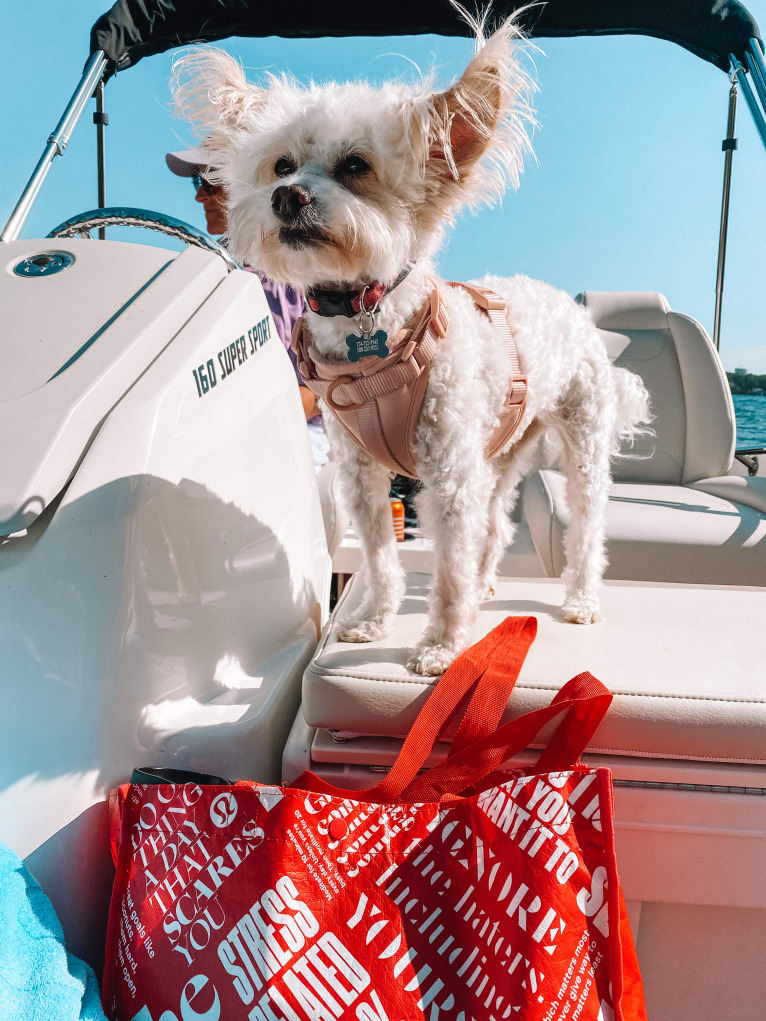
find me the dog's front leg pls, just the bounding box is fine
[333,435,404,643]
[407,460,493,676]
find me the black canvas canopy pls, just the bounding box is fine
[91,0,762,76]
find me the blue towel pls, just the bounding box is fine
[0,842,108,1021]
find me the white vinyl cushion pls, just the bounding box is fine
[690,475,766,516]
[577,292,736,484]
[668,312,736,483]
[607,325,688,483]
[302,571,766,764]
[523,470,766,585]
[577,291,671,330]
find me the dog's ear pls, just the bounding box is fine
[172,47,263,135]
[433,46,504,176]
[417,17,534,210]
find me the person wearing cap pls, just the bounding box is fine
[166,147,329,466]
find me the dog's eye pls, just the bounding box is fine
[336,155,370,179]
[274,156,296,178]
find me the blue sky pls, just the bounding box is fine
[2,1,765,371]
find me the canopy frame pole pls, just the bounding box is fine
[729,51,766,150]
[1,50,108,243]
[94,80,108,240]
[713,79,738,352]
[744,37,766,112]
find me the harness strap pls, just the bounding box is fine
[330,357,419,408]
[356,400,396,470]
[327,330,440,409]
[292,279,527,476]
[450,281,528,454]
[451,281,521,370]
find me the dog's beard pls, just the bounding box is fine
[274,203,332,251]
[227,190,417,289]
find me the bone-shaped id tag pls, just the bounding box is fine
[346,298,389,362]
[345,330,389,361]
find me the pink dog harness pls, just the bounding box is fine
[292,280,527,478]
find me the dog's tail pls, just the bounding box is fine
[611,366,654,456]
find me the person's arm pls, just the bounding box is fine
[248,270,319,420]
[299,385,319,420]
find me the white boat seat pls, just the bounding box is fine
[524,474,766,585]
[523,291,766,585]
[302,571,766,765]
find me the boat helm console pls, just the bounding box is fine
[0,236,331,964]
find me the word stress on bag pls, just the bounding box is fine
[102,616,646,1021]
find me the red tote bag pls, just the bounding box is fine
[102,616,646,1021]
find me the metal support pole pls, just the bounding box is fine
[1,50,108,243]
[730,52,766,149]
[713,79,738,352]
[744,38,766,112]
[94,81,108,240]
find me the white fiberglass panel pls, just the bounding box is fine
[0,239,227,533]
[1,239,175,399]
[0,261,329,965]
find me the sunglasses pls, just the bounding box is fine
[191,174,216,195]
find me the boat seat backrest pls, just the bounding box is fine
[576,291,736,484]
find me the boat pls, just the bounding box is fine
[1,3,765,1019]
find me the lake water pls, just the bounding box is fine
[733,394,766,449]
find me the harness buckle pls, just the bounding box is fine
[449,281,506,312]
[401,339,418,362]
[480,293,506,312]
[506,376,528,406]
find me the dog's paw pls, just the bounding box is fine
[406,642,458,676]
[337,617,392,643]
[562,598,601,625]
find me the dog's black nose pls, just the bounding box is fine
[271,184,313,223]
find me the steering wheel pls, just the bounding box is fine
[47,206,239,271]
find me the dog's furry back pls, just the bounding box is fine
[460,274,651,455]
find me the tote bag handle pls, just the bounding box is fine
[297,616,611,803]
[367,612,535,796]
[368,615,538,800]
[296,615,537,802]
[400,670,612,801]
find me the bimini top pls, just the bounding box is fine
[91,0,761,75]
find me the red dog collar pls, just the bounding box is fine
[305,264,413,318]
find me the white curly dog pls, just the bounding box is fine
[173,13,651,676]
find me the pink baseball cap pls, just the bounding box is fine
[165,147,209,177]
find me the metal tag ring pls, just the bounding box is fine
[358,285,381,339]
